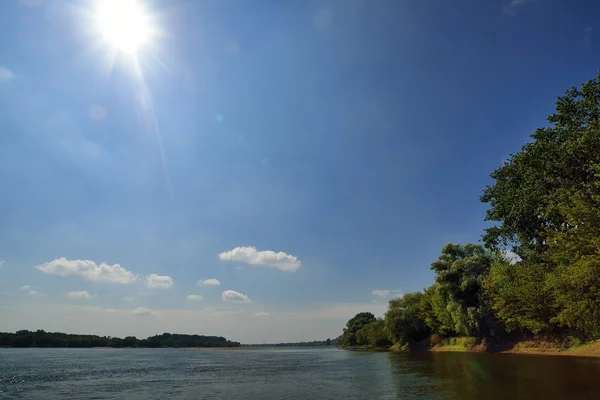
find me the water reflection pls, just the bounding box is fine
[387,351,600,399]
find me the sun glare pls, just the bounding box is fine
[94,0,154,54]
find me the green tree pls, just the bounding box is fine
[428,243,497,337]
[340,312,376,346]
[419,284,455,335]
[481,72,600,258]
[384,292,429,345]
[481,72,600,339]
[483,259,555,334]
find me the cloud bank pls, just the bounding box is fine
[222,290,251,304]
[35,258,138,284]
[219,246,301,272]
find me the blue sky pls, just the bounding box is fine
[0,0,599,343]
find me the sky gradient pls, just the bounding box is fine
[1,0,599,343]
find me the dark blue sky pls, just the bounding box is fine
[0,0,598,342]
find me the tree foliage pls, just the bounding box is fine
[481,72,600,258]
[339,72,600,346]
[339,312,377,346]
[384,292,430,345]
[0,330,240,348]
[428,243,497,337]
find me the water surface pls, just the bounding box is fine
[1,348,599,399]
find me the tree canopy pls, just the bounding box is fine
[339,72,600,347]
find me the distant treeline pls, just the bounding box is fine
[242,339,338,347]
[0,330,241,348]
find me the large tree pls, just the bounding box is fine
[340,312,377,346]
[384,292,430,345]
[481,72,600,339]
[481,72,600,259]
[426,243,498,337]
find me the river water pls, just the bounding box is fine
[1,348,599,399]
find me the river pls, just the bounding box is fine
[1,348,599,399]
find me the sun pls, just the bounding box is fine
[94,0,154,54]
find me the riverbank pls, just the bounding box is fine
[344,337,600,358]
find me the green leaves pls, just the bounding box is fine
[384,292,430,345]
[481,72,600,257]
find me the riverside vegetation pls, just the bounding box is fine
[0,331,240,348]
[339,72,600,355]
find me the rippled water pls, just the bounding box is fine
[1,348,600,399]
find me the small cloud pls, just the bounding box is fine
[222,290,251,304]
[502,0,537,16]
[0,68,14,82]
[122,296,135,302]
[504,250,522,265]
[197,279,221,286]
[235,266,244,271]
[145,274,174,289]
[187,294,204,301]
[261,158,271,167]
[89,106,107,121]
[35,258,138,284]
[0,260,4,268]
[253,311,270,317]
[132,307,153,316]
[28,290,40,296]
[372,289,390,297]
[68,290,93,299]
[219,246,301,272]
[19,285,31,290]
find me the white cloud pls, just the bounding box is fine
[372,289,390,297]
[35,258,138,284]
[503,0,537,15]
[0,68,14,82]
[68,291,93,300]
[197,279,221,286]
[19,285,31,290]
[0,260,4,268]
[219,246,301,272]
[132,307,153,316]
[222,290,251,304]
[187,294,204,301]
[145,274,174,289]
[253,311,270,317]
[504,250,522,265]
[122,296,135,302]
[28,290,40,296]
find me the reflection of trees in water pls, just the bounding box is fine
[387,351,600,400]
